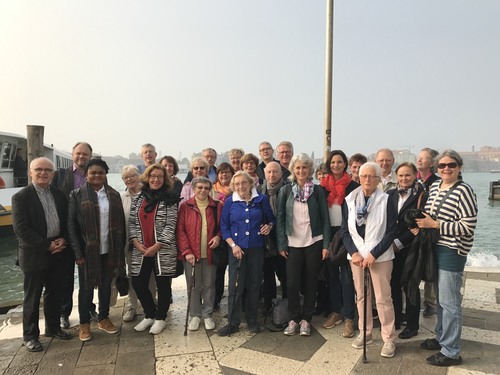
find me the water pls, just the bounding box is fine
[1,172,499,305]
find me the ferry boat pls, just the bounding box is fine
[0,131,72,228]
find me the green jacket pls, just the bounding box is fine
[276,183,331,251]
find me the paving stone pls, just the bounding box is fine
[117,331,155,354]
[73,364,115,375]
[463,307,500,331]
[4,364,37,375]
[76,341,117,367]
[116,350,155,375]
[0,356,15,373]
[157,351,221,374]
[36,349,80,374]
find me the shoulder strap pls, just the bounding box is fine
[433,180,462,216]
[212,203,219,236]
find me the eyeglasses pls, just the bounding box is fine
[32,168,53,174]
[278,150,291,155]
[195,186,211,191]
[437,162,458,169]
[359,175,379,180]
[122,174,138,180]
[193,166,206,170]
[259,147,272,152]
[149,174,164,180]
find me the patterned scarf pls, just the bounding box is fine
[213,181,232,203]
[320,172,352,207]
[354,188,381,226]
[80,182,125,289]
[292,181,315,203]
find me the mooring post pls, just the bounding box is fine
[26,125,45,184]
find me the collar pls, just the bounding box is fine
[33,183,51,193]
[232,187,259,202]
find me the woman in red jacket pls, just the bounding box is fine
[176,177,223,331]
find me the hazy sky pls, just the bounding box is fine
[1,1,499,160]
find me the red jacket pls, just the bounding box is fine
[176,196,222,265]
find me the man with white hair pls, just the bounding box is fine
[12,157,72,352]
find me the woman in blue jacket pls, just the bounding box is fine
[218,171,275,336]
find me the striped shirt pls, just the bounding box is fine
[424,180,478,256]
[33,183,60,238]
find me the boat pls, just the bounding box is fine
[491,170,500,173]
[0,131,72,229]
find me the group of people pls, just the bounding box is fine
[12,140,478,368]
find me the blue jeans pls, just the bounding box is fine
[78,254,112,324]
[327,260,355,320]
[227,247,264,326]
[435,268,464,359]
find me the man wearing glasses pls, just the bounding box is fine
[256,141,278,182]
[12,157,72,352]
[276,141,294,180]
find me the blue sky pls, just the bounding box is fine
[1,1,499,160]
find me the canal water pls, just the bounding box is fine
[1,172,499,305]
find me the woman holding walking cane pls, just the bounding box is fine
[217,171,275,336]
[177,177,222,331]
[341,162,398,358]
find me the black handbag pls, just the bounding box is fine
[173,259,184,278]
[115,276,129,296]
[328,230,348,265]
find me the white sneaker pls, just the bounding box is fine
[380,342,396,358]
[134,318,154,332]
[123,308,136,322]
[188,316,201,331]
[204,317,215,330]
[149,320,167,335]
[352,333,373,349]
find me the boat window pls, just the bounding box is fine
[1,142,16,169]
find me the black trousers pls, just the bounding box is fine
[132,257,171,320]
[262,254,287,302]
[23,256,63,341]
[391,248,420,330]
[287,240,323,323]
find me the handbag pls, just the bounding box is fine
[328,230,348,265]
[115,275,129,296]
[173,259,184,278]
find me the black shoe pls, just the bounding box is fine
[420,338,441,350]
[60,316,70,329]
[426,352,462,366]
[423,305,436,317]
[398,327,418,339]
[89,310,98,322]
[23,339,43,352]
[217,324,239,337]
[46,329,72,340]
[248,323,261,334]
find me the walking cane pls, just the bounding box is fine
[228,258,242,337]
[362,266,369,363]
[184,261,196,336]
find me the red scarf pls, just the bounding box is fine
[320,172,352,207]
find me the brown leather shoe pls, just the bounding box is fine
[98,318,119,334]
[79,323,91,342]
[323,312,342,329]
[342,319,355,338]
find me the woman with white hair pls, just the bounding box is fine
[341,161,398,358]
[276,153,331,337]
[180,157,209,203]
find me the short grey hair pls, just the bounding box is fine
[288,153,315,182]
[190,157,209,171]
[192,176,212,189]
[30,157,54,170]
[359,162,382,178]
[121,164,140,178]
[436,149,463,168]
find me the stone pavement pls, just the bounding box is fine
[0,267,499,375]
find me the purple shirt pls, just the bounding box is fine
[73,164,86,188]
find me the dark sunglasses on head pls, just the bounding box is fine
[437,162,458,169]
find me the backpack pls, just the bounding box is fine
[264,298,291,332]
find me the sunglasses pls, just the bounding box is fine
[193,166,206,170]
[437,162,458,169]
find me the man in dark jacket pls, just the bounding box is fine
[52,141,95,329]
[12,157,72,352]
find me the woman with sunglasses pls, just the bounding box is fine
[414,150,478,367]
[180,157,209,203]
[177,177,222,331]
[129,163,180,335]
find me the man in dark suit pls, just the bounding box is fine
[12,157,72,352]
[52,141,95,329]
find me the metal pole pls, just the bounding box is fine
[323,0,334,162]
